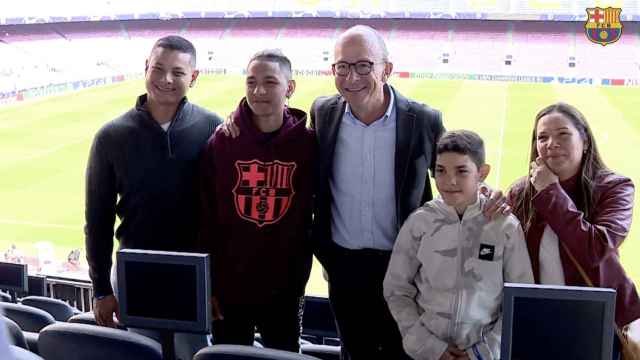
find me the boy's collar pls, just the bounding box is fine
[437,193,484,219]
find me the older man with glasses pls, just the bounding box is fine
[309,25,444,359]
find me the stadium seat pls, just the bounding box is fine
[2,316,28,350]
[301,297,339,345]
[0,291,12,303]
[37,322,162,360]
[300,344,341,360]
[193,344,322,360]
[21,296,78,322]
[67,311,127,330]
[0,303,55,354]
[11,345,44,360]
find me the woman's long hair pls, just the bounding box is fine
[512,102,609,233]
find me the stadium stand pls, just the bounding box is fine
[185,18,228,39]
[0,24,62,42]
[2,17,639,96]
[280,18,338,38]
[126,19,186,39]
[50,20,124,39]
[227,18,285,38]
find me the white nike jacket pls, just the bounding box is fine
[384,196,534,360]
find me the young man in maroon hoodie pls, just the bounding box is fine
[199,49,316,352]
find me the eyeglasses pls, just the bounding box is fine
[331,61,375,76]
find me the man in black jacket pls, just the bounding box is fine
[309,25,445,360]
[85,35,222,360]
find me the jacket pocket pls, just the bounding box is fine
[418,234,458,290]
[470,257,503,290]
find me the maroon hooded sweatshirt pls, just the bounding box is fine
[199,98,316,306]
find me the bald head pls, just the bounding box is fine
[331,25,394,124]
[335,25,389,62]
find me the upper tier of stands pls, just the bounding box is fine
[1,17,638,92]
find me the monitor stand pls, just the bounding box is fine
[160,330,175,360]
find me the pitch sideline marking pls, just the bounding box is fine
[0,219,80,230]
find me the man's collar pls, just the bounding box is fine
[135,94,188,113]
[344,84,395,123]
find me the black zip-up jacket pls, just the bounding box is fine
[85,94,222,297]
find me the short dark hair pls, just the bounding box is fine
[248,49,292,80]
[151,35,197,67]
[437,130,485,168]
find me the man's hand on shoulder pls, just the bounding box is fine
[216,111,240,138]
[93,294,120,328]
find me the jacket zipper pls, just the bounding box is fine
[165,110,180,159]
[448,219,463,342]
[166,130,174,158]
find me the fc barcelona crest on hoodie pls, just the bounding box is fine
[233,160,297,227]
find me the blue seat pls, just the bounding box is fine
[37,322,162,360]
[2,316,28,350]
[0,303,56,354]
[0,291,12,303]
[11,345,44,360]
[194,344,322,360]
[20,296,78,322]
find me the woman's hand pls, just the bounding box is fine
[530,157,559,191]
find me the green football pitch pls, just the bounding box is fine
[0,74,638,296]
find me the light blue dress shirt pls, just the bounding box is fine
[330,89,397,250]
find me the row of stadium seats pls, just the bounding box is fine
[0,293,341,359]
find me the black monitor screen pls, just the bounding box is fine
[501,284,615,360]
[0,262,28,292]
[303,296,338,339]
[124,261,198,322]
[116,249,211,334]
[511,297,604,360]
[27,275,47,297]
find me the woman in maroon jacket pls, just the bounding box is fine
[507,102,640,350]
